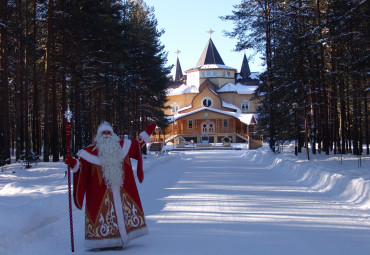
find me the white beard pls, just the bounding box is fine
[95,133,124,189]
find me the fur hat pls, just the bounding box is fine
[96,121,114,135]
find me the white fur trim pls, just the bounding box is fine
[84,237,122,249]
[139,131,151,143]
[71,159,80,173]
[97,122,114,135]
[77,149,101,166]
[126,225,148,242]
[112,185,129,245]
[121,139,131,159]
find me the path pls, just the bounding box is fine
[126,150,370,255]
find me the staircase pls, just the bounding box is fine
[236,133,248,142]
[248,137,263,150]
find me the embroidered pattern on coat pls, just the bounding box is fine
[122,193,146,232]
[86,195,119,239]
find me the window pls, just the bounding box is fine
[202,97,213,107]
[188,120,193,129]
[201,120,216,133]
[200,71,218,78]
[202,124,207,132]
[241,101,249,113]
[171,103,179,114]
[209,123,214,132]
[222,71,231,78]
[223,119,229,128]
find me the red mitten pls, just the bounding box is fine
[65,156,77,168]
[145,122,156,136]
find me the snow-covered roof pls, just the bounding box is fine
[167,107,257,125]
[217,83,258,95]
[186,64,236,72]
[221,100,240,112]
[199,64,236,70]
[250,72,259,80]
[166,84,198,96]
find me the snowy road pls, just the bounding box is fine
[1,148,369,255]
[134,150,370,255]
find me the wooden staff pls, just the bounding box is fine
[64,105,75,252]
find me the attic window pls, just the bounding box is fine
[202,97,213,107]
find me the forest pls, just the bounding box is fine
[224,0,369,159]
[0,0,171,163]
[0,0,369,165]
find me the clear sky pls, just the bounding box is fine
[143,0,265,77]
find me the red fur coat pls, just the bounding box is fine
[72,137,148,249]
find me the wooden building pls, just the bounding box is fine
[158,35,262,148]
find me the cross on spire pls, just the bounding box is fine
[207,28,214,38]
[175,49,181,56]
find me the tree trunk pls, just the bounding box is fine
[44,0,54,162]
[0,0,11,163]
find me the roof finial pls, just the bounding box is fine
[175,49,181,56]
[207,28,214,38]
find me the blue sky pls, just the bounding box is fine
[144,0,265,77]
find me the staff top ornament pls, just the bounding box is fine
[64,105,73,122]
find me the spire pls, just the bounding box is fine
[174,49,183,82]
[240,53,251,79]
[196,30,225,67]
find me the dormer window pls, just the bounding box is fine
[202,97,213,107]
[241,100,249,113]
[171,103,179,114]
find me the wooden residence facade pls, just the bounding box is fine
[155,35,262,148]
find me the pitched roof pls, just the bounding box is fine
[196,38,225,67]
[174,56,183,82]
[168,107,258,125]
[217,83,257,94]
[240,53,251,78]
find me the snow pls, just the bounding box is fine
[170,106,257,125]
[250,72,259,80]
[198,64,236,70]
[221,99,240,111]
[218,83,258,94]
[166,84,198,96]
[186,64,236,72]
[1,144,369,255]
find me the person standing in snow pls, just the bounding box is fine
[65,121,156,250]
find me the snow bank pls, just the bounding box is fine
[244,145,370,210]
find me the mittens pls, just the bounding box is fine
[65,156,77,168]
[145,122,156,136]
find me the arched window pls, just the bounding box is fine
[202,123,207,132]
[209,123,214,132]
[201,120,215,133]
